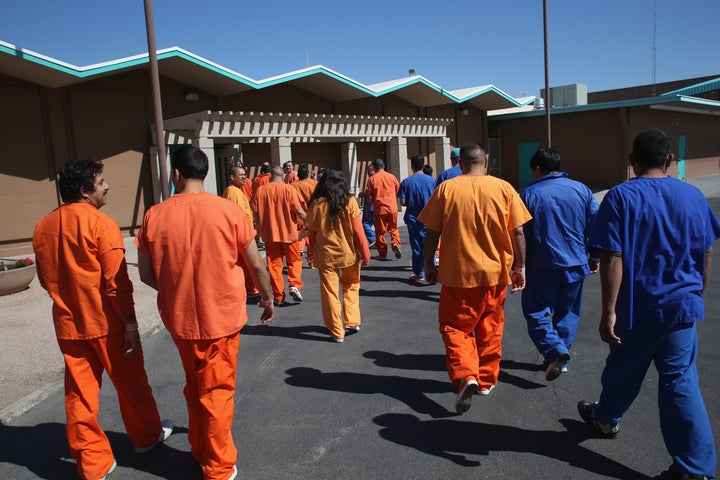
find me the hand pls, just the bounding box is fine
[424,263,438,284]
[361,257,370,267]
[510,271,525,293]
[589,259,600,274]
[258,299,275,324]
[124,329,140,358]
[598,312,621,345]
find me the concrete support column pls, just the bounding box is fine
[341,142,359,195]
[389,137,408,182]
[194,137,218,194]
[434,137,452,174]
[270,137,292,168]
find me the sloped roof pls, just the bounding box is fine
[0,40,522,110]
[662,76,720,97]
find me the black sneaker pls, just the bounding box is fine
[545,353,570,381]
[659,463,709,480]
[577,401,619,438]
[392,244,402,259]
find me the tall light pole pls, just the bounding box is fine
[143,0,170,200]
[543,0,552,148]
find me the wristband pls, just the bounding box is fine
[125,323,139,332]
[513,268,525,274]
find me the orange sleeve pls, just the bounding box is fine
[100,248,136,320]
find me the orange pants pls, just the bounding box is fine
[265,240,303,302]
[374,212,401,258]
[317,262,361,340]
[58,329,163,480]
[175,333,240,480]
[438,284,507,390]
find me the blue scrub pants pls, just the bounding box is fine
[521,277,583,363]
[362,203,375,244]
[595,322,716,478]
[406,218,427,277]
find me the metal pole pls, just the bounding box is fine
[543,0,552,148]
[143,0,170,200]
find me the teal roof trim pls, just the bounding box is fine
[157,49,260,88]
[663,77,720,96]
[256,67,377,95]
[489,95,720,120]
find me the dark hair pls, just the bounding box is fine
[529,148,561,174]
[172,145,208,180]
[298,164,310,180]
[423,164,433,176]
[632,129,671,170]
[260,164,272,174]
[372,158,385,170]
[308,168,349,226]
[58,159,104,202]
[459,142,486,164]
[410,155,425,172]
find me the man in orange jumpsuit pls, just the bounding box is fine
[283,160,298,184]
[364,158,401,260]
[418,142,531,414]
[251,163,271,199]
[136,146,274,480]
[251,166,306,306]
[291,164,318,267]
[222,165,259,296]
[33,159,172,480]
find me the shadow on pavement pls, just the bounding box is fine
[373,413,653,479]
[0,422,199,479]
[241,324,332,342]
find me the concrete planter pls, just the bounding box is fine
[0,263,36,296]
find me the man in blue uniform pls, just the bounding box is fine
[520,148,599,381]
[578,129,719,480]
[435,147,462,187]
[398,154,436,281]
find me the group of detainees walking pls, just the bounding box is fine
[30,128,717,479]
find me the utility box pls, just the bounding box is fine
[539,83,588,107]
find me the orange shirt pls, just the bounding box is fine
[291,178,317,210]
[306,196,361,269]
[250,181,303,243]
[222,184,253,224]
[240,180,253,201]
[135,192,255,340]
[365,169,400,214]
[418,175,532,288]
[284,170,299,184]
[32,202,134,340]
[251,173,270,201]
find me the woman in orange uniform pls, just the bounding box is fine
[306,169,370,342]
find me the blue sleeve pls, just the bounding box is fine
[706,203,720,250]
[398,180,407,201]
[589,189,623,253]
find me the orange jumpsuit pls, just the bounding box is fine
[222,185,258,294]
[33,202,163,480]
[292,178,318,265]
[251,182,304,303]
[135,191,256,480]
[418,175,531,391]
[251,172,270,200]
[284,170,299,184]
[306,197,369,340]
[364,169,401,258]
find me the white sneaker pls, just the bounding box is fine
[333,337,344,343]
[228,465,238,480]
[479,385,496,396]
[455,379,478,413]
[135,419,174,454]
[346,325,360,332]
[99,459,117,480]
[289,286,303,302]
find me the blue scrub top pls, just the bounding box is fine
[398,173,436,223]
[590,176,720,328]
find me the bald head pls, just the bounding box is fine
[271,166,284,181]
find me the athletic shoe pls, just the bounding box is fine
[454,379,478,413]
[479,385,496,396]
[135,419,174,454]
[392,244,402,259]
[368,240,376,249]
[346,325,360,332]
[333,337,344,343]
[545,353,570,381]
[273,300,290,307]
[409,274,425,281]
[561,365,568,373]
[228,465,238,480]
[99,459,117,480]
[577,401,619,438]
[659,463,709,480]
[289,286,303,302]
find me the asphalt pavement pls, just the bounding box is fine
[1,175,718,479]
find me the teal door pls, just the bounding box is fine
[678,135,686,180]
[518,141,539,189]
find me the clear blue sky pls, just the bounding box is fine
[2,0,718,98]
